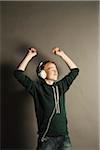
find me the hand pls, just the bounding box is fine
[52,47,64,57]
[27,47,38,58]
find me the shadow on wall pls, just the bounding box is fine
[1,40,51,149]
[1,63,37,149]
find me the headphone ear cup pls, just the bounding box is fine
[39,70,47,79]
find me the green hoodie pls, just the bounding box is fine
[14,68,79,142]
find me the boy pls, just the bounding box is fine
[14,47,79,150]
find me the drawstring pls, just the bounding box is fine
[52,86,60,114]
[41,85,60,142]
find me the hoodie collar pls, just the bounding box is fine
[40,78,57,87]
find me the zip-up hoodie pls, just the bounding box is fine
[14,68,79,141]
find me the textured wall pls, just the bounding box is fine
[1,1,99,150]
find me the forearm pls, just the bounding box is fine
[17,54,33,71]
[52,47,78,69]
[60,52,78,69]
[17,48,37,71]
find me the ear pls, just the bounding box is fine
[39,70,47,79]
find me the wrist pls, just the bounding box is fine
[25,54,33,62]
[60,51,66,58]
[26,53,34,59]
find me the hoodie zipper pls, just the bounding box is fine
[41,85,60,142]
[41,107,56,142]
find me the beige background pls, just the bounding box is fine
[1,1,99,150]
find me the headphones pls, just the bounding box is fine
[36,60,50,79]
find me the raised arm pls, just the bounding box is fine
[14,48,38,95]
[52,47,78,69]
[17,47,38,71]
[52,47,79,92]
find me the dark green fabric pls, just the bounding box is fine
[14,68,79,137]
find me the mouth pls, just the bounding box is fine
[54,74,58,76]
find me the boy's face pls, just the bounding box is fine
[44,62,58,81]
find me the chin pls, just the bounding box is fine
[53,77,58,81]
[48,76,58,81]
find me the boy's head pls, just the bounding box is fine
[36,60,59,81]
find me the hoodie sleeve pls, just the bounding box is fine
[57,68,79,93]
[13,70,35,96]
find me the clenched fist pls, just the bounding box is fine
[52,47,64,57]
[27,47,38,58]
